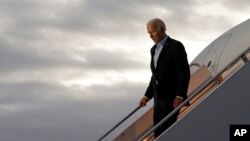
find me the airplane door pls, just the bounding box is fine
[203,34,232,76]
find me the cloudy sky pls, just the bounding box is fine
[0,0,249,141]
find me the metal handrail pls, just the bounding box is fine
[137,47,250,141]
[97,106,141,141]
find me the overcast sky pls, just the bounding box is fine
[0,0,249,141]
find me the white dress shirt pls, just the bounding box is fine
[154,36,168,68]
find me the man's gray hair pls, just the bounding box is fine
[147,18,166,31]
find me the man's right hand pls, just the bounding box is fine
[139,97,149,107]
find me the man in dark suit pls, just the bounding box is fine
[139,18,190,138]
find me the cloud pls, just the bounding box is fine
[221,0,250,10]
[0,79,146,141]
[0,40,72,73]
[0,40,145,72]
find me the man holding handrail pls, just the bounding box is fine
[139,18,190,138]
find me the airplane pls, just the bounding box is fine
[98,18,250,141]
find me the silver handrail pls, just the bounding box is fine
[137,47,250,141]
[97,106,140,141]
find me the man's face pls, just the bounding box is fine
[147,24,164,43]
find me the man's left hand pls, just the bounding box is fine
[173,97,183,108]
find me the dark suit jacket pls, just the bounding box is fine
[145,37,190,104]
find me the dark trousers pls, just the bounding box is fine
[153,101,179,138]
